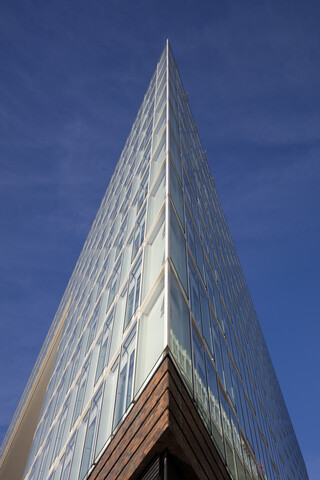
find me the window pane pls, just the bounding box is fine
[169,129,181,180]
[135,276,165,395]
[199,282,212,353]
[154,86,166,125]
[78,387,103,480]
[52,396,70,462]
[211,317,226,389]
[107,256,122,310]
[109,284,127,361]
[83,343,101,409]
[192,327,209,427]
[37,433,52,480]
[86,315,98,354]
[230,410,247,480]
[127,194,138,235]
[169,104,179,150]
[95,357,119,457]
[205,353,224,456]
[169,270,192,388]
[152,102,166,148]
[95,309,114,383]
[68,415,88,480]
[124,254,142,330]
[169,161,184,227]
[72,357,90,426]
[60,433,76,480]
[147,164,165,233]
[68,340,82,390]
[195,230,205,282]
[132,205,146,261]
[220,336,234,405]
[188,256,201,332]
[150,131,166,185]
[113,324,137,429]
[95,294,105,333]
[141,209,165,303]
[170,205,187,294]
[185,205,196,263]
[120,233,133,286]
[220,389,238,480]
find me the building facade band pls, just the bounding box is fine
[0,42,308,480]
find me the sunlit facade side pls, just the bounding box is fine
[20,44,168,480]
[1,42,308,480]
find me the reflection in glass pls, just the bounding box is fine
[120,233,133,286]
[113,324,137,429]
[68,415,88,480]
[192,327,209,427]
[132,205,146,261]
[147,164,165,233]
[188,256,202,332]
[78,387,103,480]
[142,209,165,303]
[135,277,165,395]
[124,254,142,330]
[51,395,70,463]
[109,284,127,361]
[37,432,52,480]
[170,205,187,294]
[199,281,212,353]
[169,129,181,179]
[72,357,90,426]
[220,388,238,480]
[169,270,192,388]
[169,161,184,227]
[150,131,166,185]
[205,353,224,456]
[211,317,226,390]
[95,358,119,457]
[60,433,76,480]
[95,309,114,384]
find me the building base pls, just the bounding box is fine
[88,354,231,480]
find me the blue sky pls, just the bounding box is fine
[0,1,319,478]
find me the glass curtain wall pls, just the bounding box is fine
[21,42,308,480]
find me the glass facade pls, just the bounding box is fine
[4,42,307,480]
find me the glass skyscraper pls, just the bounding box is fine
[0,41,308,480]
